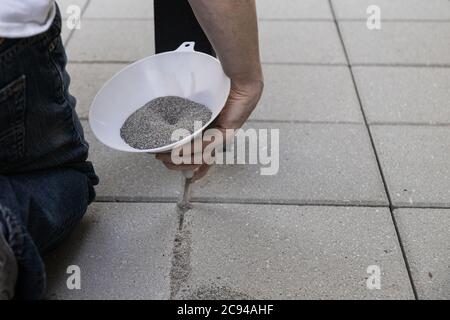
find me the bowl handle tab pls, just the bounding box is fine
[175,42,196,52]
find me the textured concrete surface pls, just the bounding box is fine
[82,121,184,201]
[58,0,87,44]
[61,19,72,44]
[257,0,332,20]
[251,65,363,122]
[68,63,127,119]
[174,204,414,300]
[332,0,450,20]
[56,0,88,19]
[191,122,387,206]
[66,20,154,62]
[372,125,450,207]
[340,21,450,65]
[45,203,178,300]
[71,63,364,123]
[84,0,154,19]
[259,21,346,64]
[43,0,450,300]
[354,66,450,124]
[395,209,450,300]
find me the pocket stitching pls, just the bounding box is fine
[47,38,66,104]
[0,76,26,163]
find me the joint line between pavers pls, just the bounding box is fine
[352,63,450,69]
[338,18,450,23]
[258,18,450,23]
[94,196,179,203]
[68,17,450,24]
[92,197,450,211]
[80,118,450,127]
[246,119,363,125]
[93,196,389,208]
[327,0,419,300]
[168,203,193,299]
[68,60,450,69]
[370,122,450,128]
[67,60,351,66]
[259,18,334,22]
[190,197,389,207]
[393,203,450,210]
[63,26,74,47]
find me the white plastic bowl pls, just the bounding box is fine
[89,42,231,153]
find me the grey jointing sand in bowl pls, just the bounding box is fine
[120,96,212,150]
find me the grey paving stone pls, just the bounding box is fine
[372,125,450,207]
[340,21,450,65]
[61,19,72,44]
[257,0,332,20]
[58,0,87,45]
[251,65,363,122]
[81,121,184,201]
[69,63,362,124]
[191,122,387,206]
[354,66,450,124]
[174,204,413,299]
[67,62,360,124]
[45,202,178,300]
[259,21,346,64]
[84,0,154,19]
[68,63,127,119]
[66,20,154,62]
[56,0,88,19]
[395,208,450,300]
[332,0,450,20]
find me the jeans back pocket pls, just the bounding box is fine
[0,75,26,164]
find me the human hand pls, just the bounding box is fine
[157,0,262,181]
[155,79,263,181]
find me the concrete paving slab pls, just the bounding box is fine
[45,202,178,299]
[56,0,88,19]
[340,21,450,65]
[191,122,387,206]
[66,20,154,62]
[58,0,85,45]
[257,0,332,20]
[259,21,346,64]
[81,121,184,201]
[173,204,413,299]
[395,208,450,300]
[69,63,363,123]
[61,19,72,44]
[251,65,363,122]
[354,66,450,124]
[372,125,450,207]
[67,63,127,119]
[84,0,154,19]
[332,0,450,20]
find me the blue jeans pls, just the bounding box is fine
[0,8,98,299]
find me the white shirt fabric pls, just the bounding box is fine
[0,0,56,38]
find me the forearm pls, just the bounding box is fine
[157,1,264,176]
[188,0,263,85]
